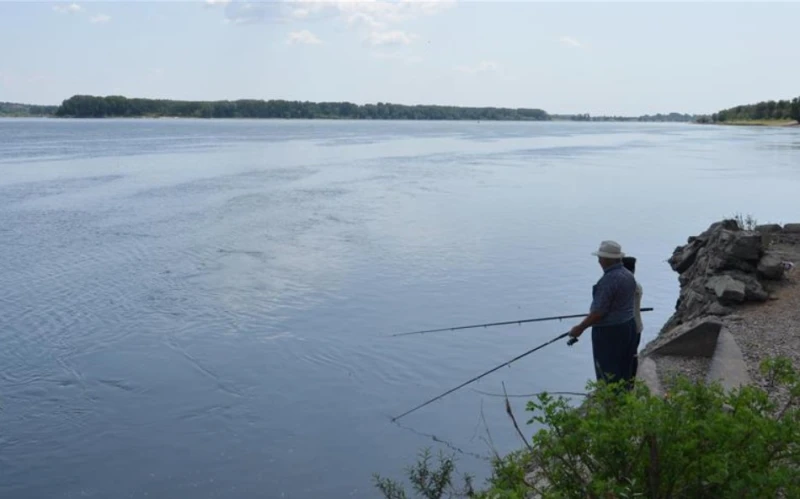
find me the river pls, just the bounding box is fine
[1,119,798,498]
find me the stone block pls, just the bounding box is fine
[755,224,783,233]
[726,271,769,301]
[647,317,723,358]
[706,275,746,303]
[757,253,785,280]
[669,242,701,273]
[729,233,763,261]
[707,303,733,316]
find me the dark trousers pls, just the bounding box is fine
[591,318,637,387]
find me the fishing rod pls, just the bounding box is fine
[391,331,573,422]
[390,307,654,338]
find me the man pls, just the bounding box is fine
[568,240,638,388]
[622,256,643,378]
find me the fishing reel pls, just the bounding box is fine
[566,336,579,346]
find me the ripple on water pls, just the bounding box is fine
[4,120,800,499]
[0,175,125,207]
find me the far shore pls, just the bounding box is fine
[4,115,797,127]
[1,115,696,124]
[715,119,799,128]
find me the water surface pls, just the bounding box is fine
[1,119,799,498]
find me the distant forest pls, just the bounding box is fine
[54,95,550,121]
[706,96,800,123]
[0,101,58,117]
[1,94,703,123]
[552,112,695,122]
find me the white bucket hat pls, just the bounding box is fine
[592,240,625,259]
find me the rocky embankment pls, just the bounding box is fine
[638,220,800,396]
[523,220,799,496]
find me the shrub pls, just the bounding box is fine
[526,357,800,498]
[377,357,800,499]
[373,447,532,499]
[373,448,475,499]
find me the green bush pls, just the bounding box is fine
[373,448,476,499]
[373,447,532,499]
[377,357,800,499]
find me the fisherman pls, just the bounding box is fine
[622,256,644,379]
[568,240,638,388]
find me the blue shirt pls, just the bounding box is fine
[590,263,636,327]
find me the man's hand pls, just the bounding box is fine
[569,312,604,340]
[566,325,583,346]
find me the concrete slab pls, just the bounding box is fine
[644,317,723,358]
[636,356,663,396]
[706,328,751,391]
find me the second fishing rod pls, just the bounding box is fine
[390,307,655,421]
[392,330,575,421]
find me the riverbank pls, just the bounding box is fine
[717,119,799,127]
[638,220,800,400]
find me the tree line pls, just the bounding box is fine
[54,95,550,121]
[552,112,696,122]
[707,96,800,123]
[0,102,58,117]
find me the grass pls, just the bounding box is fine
[718,119,798,127]
[731,212,758,231]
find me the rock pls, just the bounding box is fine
[645,317,723,358]
[697,219,740,241]
[728,233,763,261]
[669,223,763,277]
[783,223,800,233]
[706,275,746,303]
[664,287,711,331]
[697,230,762,272]
[706,251,757,274]
[748,284,769,302]
[755,224,783,233]
[669,240,703,273]
[650,219,777,342]
[707,302,733,316]
[726,271,769,301]
[757,253,785,280]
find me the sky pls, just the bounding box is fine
[1,0,799,115]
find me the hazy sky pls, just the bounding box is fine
[1,1,799,115]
